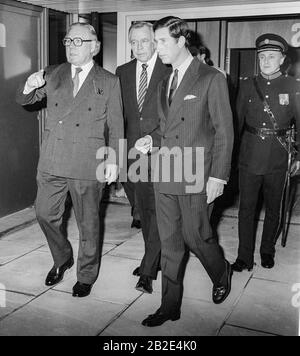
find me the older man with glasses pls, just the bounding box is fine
[16,22,124,297]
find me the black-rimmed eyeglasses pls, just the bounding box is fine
[62,37,94,47]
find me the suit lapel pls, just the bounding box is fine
[159,76,169,132]
[165,58,200,131]
[142,57,164,109]
[127,60,139,111]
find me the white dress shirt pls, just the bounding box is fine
[136,52,157,99]
[71,60,94,92]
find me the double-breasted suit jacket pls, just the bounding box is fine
[154,58,233,195]
[16,62,124,180]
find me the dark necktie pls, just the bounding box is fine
[73,67,83,97]
[137,63,148,112]
[168,69,178,106]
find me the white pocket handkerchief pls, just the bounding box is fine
[184,94,197,100]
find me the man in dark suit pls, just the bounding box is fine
[136,16,234,326]
[232,34,300,272]
[16,23,123,297]
[116,21,171,294]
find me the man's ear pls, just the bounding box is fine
[178,35,186,49]
[280,54,286,66]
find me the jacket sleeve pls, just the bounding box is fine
[208,72,234,182]
[106,76,124,165]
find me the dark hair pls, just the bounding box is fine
[153,16,191,47]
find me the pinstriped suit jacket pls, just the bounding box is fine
[153,58,233,195]
[16,62,124,181]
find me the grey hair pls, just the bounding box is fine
[67,22,101,56]
[128,21,154,43]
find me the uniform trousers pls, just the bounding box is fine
[35,171,104,285]
[238,169,286,266]
[155,191,227,314]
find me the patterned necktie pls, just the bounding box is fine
[137,63,148,112]
[168,69,178,106]
[73,67,83,97]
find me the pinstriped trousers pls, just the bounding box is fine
[155,191,227,314]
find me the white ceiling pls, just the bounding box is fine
[16,0,299,14]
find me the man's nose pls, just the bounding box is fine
[137,41,143,50]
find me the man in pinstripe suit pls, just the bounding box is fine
[136,16,234,327]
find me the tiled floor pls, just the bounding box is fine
[0,198,299,336]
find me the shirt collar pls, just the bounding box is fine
[71,60,94,76]
[137,52,157,70]
[173,53,193,74]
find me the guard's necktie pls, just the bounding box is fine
[168,69,178,106]
[137,63,148,112]
[72,67,83,97]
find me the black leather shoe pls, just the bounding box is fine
[212,261,232,304]
[45,256,74,286]
[132,266,141,276]
[135,275,153,294]
[131,219,141,229]
[72,282,92,297]
[232,259,253,272]
[261,254,274,269]
[142,309,180,327]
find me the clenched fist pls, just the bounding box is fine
[26,69,46,90]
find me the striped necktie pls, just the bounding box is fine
[168,69,178,106]
[137,63,148,112]
[73,67,83,97]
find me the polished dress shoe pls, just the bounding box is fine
[232,259,253,272]
[132,266,141,276]
[142,309,180,327]
[72,281,92,297]
[212,261,232,304]
[45,256,74,286]
[135,275,153,294]
[261,253,275,269]
[131,219,141,229]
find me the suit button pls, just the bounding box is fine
[181,117,184,121]
[76,124,80,127]
[140,117,143,121]
[88,108,92,111]
[176,135,179,139]
[58,120,62,124]
[55,103,58,106]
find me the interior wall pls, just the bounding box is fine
[0,1,42,217]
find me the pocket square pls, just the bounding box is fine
[184,94,197,100]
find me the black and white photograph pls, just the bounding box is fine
[0,0,300,340]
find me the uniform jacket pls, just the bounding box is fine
[116,56,171,151]
[153,58,233,195]
[16,62,124,180]
[237,73,300,174]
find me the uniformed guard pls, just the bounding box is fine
[232,33,300,272]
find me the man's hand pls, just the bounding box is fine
[135,135,152,154]
[206,179,224,204]
[26,70,46,91]
[105,164,118,185]
[290,160,300,176]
